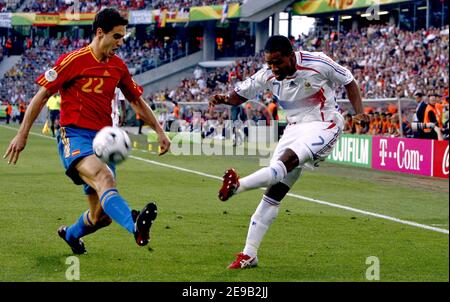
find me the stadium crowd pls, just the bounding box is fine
[0,0,24,12]
[147,24,449,102]
[0,35,189,104]
[1,23,448,140]
[21,0,243,13]
[308,25,450,101]
[145,24,448,139]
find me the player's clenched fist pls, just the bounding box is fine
[353,113,370,125]
[209,94,228,108]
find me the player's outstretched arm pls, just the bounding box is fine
[3,87,52,164]
[209,91,247,108]
[345,80,369,124]
[130,97,171,156]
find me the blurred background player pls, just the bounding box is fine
[210,35,369,269]
[5,102,12,124]
[112,87,127,127]
[3,8,171,254]
[46,92,61,137]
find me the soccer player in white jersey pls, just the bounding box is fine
[209,35,369,269]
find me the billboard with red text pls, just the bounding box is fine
[327,134,448,179]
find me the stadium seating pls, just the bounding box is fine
[20,0,243,13]
[147,24,448,103]
[0,0,24,12]
[1,22,448,139]
[0,36,188,103]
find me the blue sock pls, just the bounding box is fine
[66,210,97,241]
[100,189,135,234]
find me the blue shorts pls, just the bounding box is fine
[57,126,116,195]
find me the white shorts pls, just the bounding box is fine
[270,121,342,167]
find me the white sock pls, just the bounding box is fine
[236,160,287,194]
[243,195,280,258]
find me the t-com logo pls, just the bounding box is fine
[442,145,449,176]
[379,139,423,171]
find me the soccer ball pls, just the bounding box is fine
[93,126,131,164]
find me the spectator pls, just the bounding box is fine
[412,91,428,138]
[5,37,12,57]
[423,93,441,140]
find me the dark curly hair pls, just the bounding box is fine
[93,7,128,34]
[264,35,293,56]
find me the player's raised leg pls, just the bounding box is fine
[58,193,112,254]
[219,148,302,201]
[76,155,157,246]
[228,168,302,269]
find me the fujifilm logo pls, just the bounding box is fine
[330,136,369,164]
[443,145,449,176]
[379,139,423,171]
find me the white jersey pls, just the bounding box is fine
[112,88,125,127]
[235,51,354,126]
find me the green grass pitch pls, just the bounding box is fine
[0,124,448,282]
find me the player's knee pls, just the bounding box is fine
[281,168,302,188]
[269,160,288,183]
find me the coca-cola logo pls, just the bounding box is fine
[443,145,449,175]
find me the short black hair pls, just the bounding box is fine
[264,35,293,56]
[93,7,128,34]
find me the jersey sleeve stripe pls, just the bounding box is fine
[38,78,47,86]
[301,53,344,67]
[301,58,347,76]
[301,54,348,74]
[296,64,321,75]
[55,48,90,72]
[59,47,89,66]
[38,49,90,86]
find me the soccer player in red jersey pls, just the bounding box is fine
[3,8,171,254]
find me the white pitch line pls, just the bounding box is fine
[2,125,448,235]
[129,155,449,235]
[130,155,223,181]
[286,192,449,235]
[1,125,56,140]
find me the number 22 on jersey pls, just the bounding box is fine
[82,77,104,93]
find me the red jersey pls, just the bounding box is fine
[36,46,143,131]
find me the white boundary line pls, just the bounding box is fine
[2,125,448,235]
[129,155,449,235]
